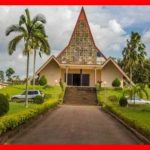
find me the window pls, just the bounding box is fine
[28,91,38,95]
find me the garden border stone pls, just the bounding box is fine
[101,106,150,144]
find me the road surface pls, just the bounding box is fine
[8,105,142,144]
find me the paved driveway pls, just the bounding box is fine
[9,105,142,144]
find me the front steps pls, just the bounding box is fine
[63,86,97,105]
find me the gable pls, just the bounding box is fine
[36,56,60,75]
[57,7,106,65]
[101,58,134,85]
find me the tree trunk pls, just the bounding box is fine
[25,52,30,108]
[130,67,132,81]
[33,49,36,89]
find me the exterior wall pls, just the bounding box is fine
[61,68,100,87]
[96,69,101,83]
[0,84,7,89]
[101,62,123,87]
[38,60,123,87]
[39,60,61,85]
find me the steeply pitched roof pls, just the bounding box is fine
[101,57,134,84]
[35,55,60,75]
[57,7,106,64]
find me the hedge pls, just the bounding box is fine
[0,99,58,135]
[97,91,150,140]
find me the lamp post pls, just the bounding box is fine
[103,81,107,106]
[55,79,58,85]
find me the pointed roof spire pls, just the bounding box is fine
[78,6,86,20]
[68,6,95,46]
[57,7,106,64]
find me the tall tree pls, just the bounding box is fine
[0,70,4,82]
[6,68,15,81]
[117,58,124,69]
[122,32,147,81]
[32,25,50,89]
[6,8,50,108]
[132,58,150,84]
[124,84,148,104]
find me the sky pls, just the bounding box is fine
[0,6,150,78]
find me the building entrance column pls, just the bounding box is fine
[65,67,69,85]
[80,69,82,86]
[95,68,97,85]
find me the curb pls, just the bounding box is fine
[101,107,150,144]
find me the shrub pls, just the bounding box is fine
[44,94,52,99]
[33,96,44,104]
[108,95,118,102]
[112,78,121,87]
[114,87,123,91]
[5,93,11,101]
[43,85,52,89]
[119,96,128,107]
[96,81,102,91]
[39,75,47,86]
[0,94,9,116]
[0,99,58,135]
[59,78,64,91]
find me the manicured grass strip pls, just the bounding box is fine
[0,85,63,135]
[97,89,150,139]
[0,99,58,135]
[0,85,62,97]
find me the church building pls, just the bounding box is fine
[36,7,132,87]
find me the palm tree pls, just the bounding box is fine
[122,32,147,81]
[31,24,50,89]
[124,84,148,104]
[6,8,50,108]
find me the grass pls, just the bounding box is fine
[0,84,62,116]
[0,84,64,135]
[97,88,150,139]
[0,84,62,97]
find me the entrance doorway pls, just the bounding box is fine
[65,73,89,86]
[73,74,80,86]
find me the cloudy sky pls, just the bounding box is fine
[0,6,150,78]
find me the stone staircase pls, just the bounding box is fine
[63,86,97,105]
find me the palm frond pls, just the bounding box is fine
[32,14,46,24]
[8,34,24,55]
[19,14,26,26]
[40,40,50,55]
[25,8,31,25]
[6,25,26,36]
[33,32,50,55]
[39,51,42,58]
[33,23,46,36]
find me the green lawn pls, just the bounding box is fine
[0,84,62,97]
[0,84,62,115]
[97,88,150,139]
[0,84,63,135]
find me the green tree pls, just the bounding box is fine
[117,58,124,69]
[130,58,150,84]
[124,84,148,104]
[5,8,49,108]
[122,32,147,81]
[112,78,121,87]
[0,70,4,82]
[39,75,47,86]
[32,26,50,89]
[6,68,15,81]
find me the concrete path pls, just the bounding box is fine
[9,105,142,144]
